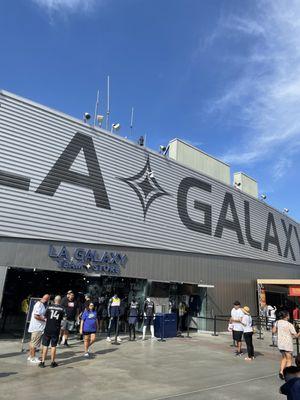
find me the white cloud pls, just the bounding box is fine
[206,0,300,179]
[32,0,97,13]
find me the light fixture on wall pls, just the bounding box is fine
[260,194,267,200]
[137,136,144,146]
[159,145,169,156]
[83,112,91,123]
[283,208,289,214]
[111,123,120,133]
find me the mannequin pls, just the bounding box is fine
[107,294,121,343]
[127,298,139,341]
[142,297,155,340]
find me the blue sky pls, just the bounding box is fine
[1,0,300,221]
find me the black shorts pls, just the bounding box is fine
[42,334,59,347]
[233,330,243,342]
[279,349,293,355]
[83,331,96,336]
[144,316,154,326]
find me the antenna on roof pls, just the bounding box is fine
[105,75,110,130]
[93,89,99,127]
[130,107,134,137]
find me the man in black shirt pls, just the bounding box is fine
[39,296,65,368]
[61,290,79,347]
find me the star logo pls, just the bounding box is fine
[119,155,170,220]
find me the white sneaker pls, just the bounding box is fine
[106,337,111,342]
[29,357,40,364]
[117,336,122,343]
[84,352,89,357]
[27,356,32,361]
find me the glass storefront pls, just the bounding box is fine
[0,267,207,336]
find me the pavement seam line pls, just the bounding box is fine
[150,373,278,400]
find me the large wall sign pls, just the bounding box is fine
[0,90,300,266]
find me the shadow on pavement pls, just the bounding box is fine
[254,351,265,357]
[59,348,117,366]
[55,351,82,359]
[0,352,24,359]
[0,372,18,378]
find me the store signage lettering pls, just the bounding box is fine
[1,132,300,263]
[48,245,127,275]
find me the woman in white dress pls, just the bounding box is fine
[272,310,300,380]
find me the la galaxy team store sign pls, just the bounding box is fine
[48,245,128,275]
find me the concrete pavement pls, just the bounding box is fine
[0,331,288,400]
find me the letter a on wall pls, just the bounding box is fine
[36,132,111,209]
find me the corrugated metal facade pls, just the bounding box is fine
[0,90,299,267]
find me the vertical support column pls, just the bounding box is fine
[0,267,8,310]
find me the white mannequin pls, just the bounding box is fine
[142,297,155,340]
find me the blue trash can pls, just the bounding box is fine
[154,313,177,338]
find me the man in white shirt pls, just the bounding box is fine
[230,300,244,356]
[27,294,50,364]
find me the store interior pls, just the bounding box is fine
[0,267,207,336]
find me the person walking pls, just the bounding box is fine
[39,295,65,368]
[80,302,98,357]
[27,294,50,364]
[230,301,244,356]
[273,310,300,380]
[241,306,254,361]
[61,290,79,347]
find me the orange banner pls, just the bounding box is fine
[289,287,300,296]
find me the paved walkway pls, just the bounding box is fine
[0,332,287,400]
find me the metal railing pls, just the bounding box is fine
[184,314,300,356]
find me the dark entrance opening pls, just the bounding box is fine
[0,267,86,336]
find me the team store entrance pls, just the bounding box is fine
[0,267,208,336]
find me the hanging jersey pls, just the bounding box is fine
[144,300,155,317]
[44,304,65,335]
[128,301,139,317]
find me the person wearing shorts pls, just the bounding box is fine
[61,291,79,347]
[230,301,244,356]
[273,310,300,380]
[27,294,50,364]
[39,295,65,368]
[80,302,98,357]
